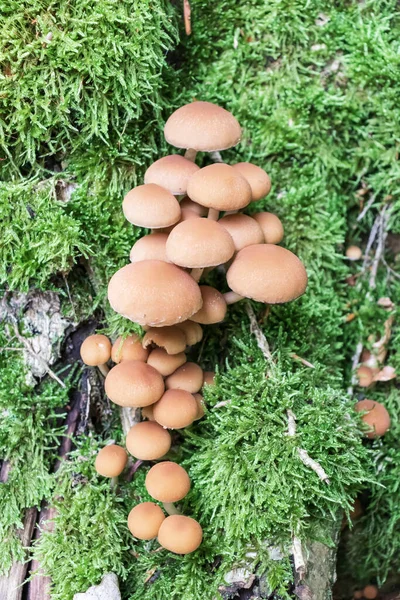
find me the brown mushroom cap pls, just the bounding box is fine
[144,155,200,195]
[111,335,149,364]
[231,162,271,201]
[128,502,165,540]
[141,404,156,421]
[180,197,208,217]
[346,245,362,261]
[164,101,241,152]
[190,285,227,324]
[158,515,203,554]
[252,212,284,245]
[355,399,391,438]
[187,163,252,211]
[203,371,215,386]
[129,234,170,264]
[357,365,374,388]
[105,360,164,407]
[153,389,198,429]
[147,348,187,376]
[165,363,204,393]
[122,184,181,229]
[193,393,205,420]
[227,244,308,304]
[218,214,264,252]
[142,326,187,355]
[175,321,203,346]
[363,586,378,600]
[80,334,111,366]
[108,261,203,327]
[145,461,190,502]
[95,444,128,478]
[166,218,235,268]
[126,421,171,460]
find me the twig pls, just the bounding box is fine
[289,353,315,369]
[347,340,363,396]
[214,400,231,409]
[245,302,273,363]
[62,273,77,323]
[361,214,380,271]
[357,194,376,222]
[183,0,191,35]
[292,534,306,579]
[287,410,330,484]
[382,256,400,280]
[369,205,390,290]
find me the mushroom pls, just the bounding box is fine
[225,244,307,305]
[357,365,374,388]
[105,360,164,407]
[175,321,203,346]
[190,286,227,324]
[80,334,111,377]
[164,101,241,162]
[108,261,203,327]
[203,371,215,386]
[180,197,208,217]
[142,326,187,355]
[346,245,362,261]
[363,586,378,600]
[95,444,128,487]
[127,502,165,540]
[145,461,190,505]
[122,184,181,229]
[129,233,170,264]
[252,212,284,245]
[165,363,204,393]
[141,404,156,421]
[144,155,200,195]
[355,399,390,438]
[153,389,198,429]
[126,421,171,460]
[147,348,187,376]
[193,393,205,420]
[231,162,271,201]
[218,214,264,252]
[111,335,149,364]
[158,515,203,554]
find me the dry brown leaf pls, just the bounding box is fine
[372,366,396,382]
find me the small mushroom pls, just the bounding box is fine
[363,585,379,600]
[80,334,111,377]
[353,591,363,599]
[142,326,187,355]
[95,444,128,478]
[191,286,227,324]
[252,212,284,245]
[346,245,362,261]
[187,163,252,212]
[218,214,264,252]
[147,348,187,376]
[153,389,198,429]
[158,515,203,554]
[203,371,215,386]
[165,363,204,393]
[105,360,164,407]
[141,404,156,421]
[128,502,165,540]
[126,421,171,460]
[145,461,191,502]
[231,162,271,201]
[144,155,200,195]
[180,197,208,216]
[111,335,149,364]
[193,393,205,420]
[129,234,170,264]
[108,261,203,327]
[175,321,203,346]
[357,365,374,388]
[355,399,390,438]
[122,184,181,229]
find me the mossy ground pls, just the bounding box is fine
[0,0,399,598]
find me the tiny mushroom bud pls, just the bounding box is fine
[193,393,205,420]
[218,214,264,252]
[147,348,187,376]
[144,155,200,195]
[203,371,215,386]
[175,321,203,346]
[108,261,203,327]
[252,212,284,244]
[353,592,363,599]
[166,219,235,268]
[80,334,111,377]
[187,163,252,212]
[105,360,164,407]
[142,326,187,355]
[122,184,181,229]
[355,399,390,438]
[346,245,363,261]
[191,286,227,324]
[158,515,203,554]
[357,365,374,388]
[111,335,149,364]
[145,461,190,503]
[95,444,128,478]
[126,421,171,460]
[153,389,198,429]
[129,233,170,263]
[363,586,379,600]
[128,502,165,540]
[166,362,204,393]
[231,162,271,201]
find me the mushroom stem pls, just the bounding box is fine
[110,476,118,489]
[190,268,203,282]
[207,208,219,221]
[223,291,244,305]
[184,148,198,162]
[163,502,181,516]
[98,363,110,378]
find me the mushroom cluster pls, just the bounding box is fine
[81,101,309,555]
